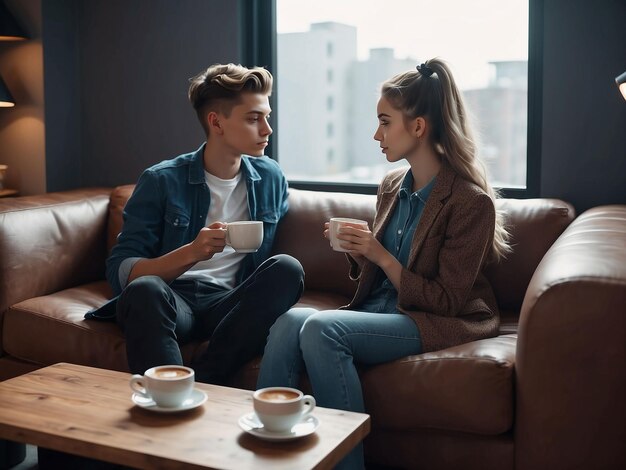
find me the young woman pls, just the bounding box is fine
[257,58,510,469]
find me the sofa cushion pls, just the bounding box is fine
[3,282,127,371]
[2,281,206,371]
[270,189,377,299]
[361,335,516,435]
[486,198,574,313]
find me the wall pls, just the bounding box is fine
[42,0,241,192]
[0,0,45,195]
[541,0,626,212]
[41,0,82,193]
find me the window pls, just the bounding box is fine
[246,0,541,196]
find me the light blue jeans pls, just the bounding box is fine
[257,307,423,470]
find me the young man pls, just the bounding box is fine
[104,63,304,384]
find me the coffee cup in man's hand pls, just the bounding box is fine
[225,221,263,253]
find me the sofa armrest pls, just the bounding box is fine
[515,205,626,470]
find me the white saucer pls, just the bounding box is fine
[132,388,207,413]
[238,412,319,441]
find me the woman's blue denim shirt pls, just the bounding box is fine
[105,144,289,296]
[359,171,436,314]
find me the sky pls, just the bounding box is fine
[277,0,529,89]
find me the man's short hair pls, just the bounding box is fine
[188,63,273,135]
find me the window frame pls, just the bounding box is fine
[240,0,542,198]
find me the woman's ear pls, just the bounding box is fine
[413,117,426,138]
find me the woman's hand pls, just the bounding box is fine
[327,222,402,290]
[336,225,392,267]
[324,222,368,262]
[323,222,331,242]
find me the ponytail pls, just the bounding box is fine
[382,58,511,261]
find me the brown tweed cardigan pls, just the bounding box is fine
[345,162,499,353]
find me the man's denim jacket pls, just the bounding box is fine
[105,144,289,297]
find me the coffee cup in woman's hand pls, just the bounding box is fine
[328,217,369,252]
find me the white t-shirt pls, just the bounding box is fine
[178,170,249,288]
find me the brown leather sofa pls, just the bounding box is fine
[1,186,624,470]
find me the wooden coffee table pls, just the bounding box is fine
[0,363,370,469]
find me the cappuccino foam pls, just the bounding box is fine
[258,390,300,402]
[152,367,190,379]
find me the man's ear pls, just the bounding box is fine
[207,111,224,135]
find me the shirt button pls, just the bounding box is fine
[397,230,402,234]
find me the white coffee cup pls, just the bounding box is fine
[129,365,194,408]
[253,387,316,433]
[225,221,264,253]
[329,217,369,252]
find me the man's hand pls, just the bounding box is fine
[127,222,228,286]
[190,222,227,262]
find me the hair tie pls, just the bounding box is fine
[416,63,433,77]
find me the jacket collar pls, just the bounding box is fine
[375,160,457,266]
[240,155,262,183]
[188,143,261,184]
[189,144,207,184]
[379,159,455,199]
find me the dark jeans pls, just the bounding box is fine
[116,254,304,384]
